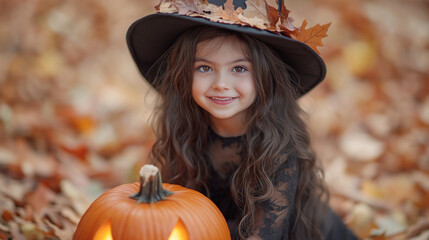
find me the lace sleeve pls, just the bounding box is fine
[249,154,299,240]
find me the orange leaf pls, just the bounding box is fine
[371,232,387,240]
[293,20,331,54]
[264,0,297,35]
[59,144,88,162]
[264,0,279,26]
[1,210,13,222]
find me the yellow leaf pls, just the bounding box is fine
[343,40,376,75]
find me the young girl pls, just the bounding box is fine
[127,0,358,239]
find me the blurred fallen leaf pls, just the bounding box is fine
[342,40,376,76]
[346,203,376,239]
[375,212,407,237]
[340,129,385,161]
[409,230,429,240]
[407,219,429,239]
[25,184,57,217]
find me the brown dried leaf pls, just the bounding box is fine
[292,20,331,54]
[415,184,429,209]
[278,1,298,33]
[243,0,269,22]
[156,2,177,13]
[406,219,429,238]
[264,0,298,34]
[214,0,242,23]
[45,219,75,240]
[157,0,218,16]
[175,0,205,15]
[278,17,298,35]
[25,184,57,216]
[238,14,267,29]
[265,0,279,26]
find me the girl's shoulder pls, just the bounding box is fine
[274,148,299,185]
[277,142,299,166]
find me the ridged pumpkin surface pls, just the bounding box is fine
[73,182,230,240]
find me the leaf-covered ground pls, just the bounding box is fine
[0,0,428,239]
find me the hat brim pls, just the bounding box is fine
[126,13,326,96]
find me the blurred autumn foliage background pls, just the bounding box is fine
[0,0,428,239]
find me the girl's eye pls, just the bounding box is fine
[232,66,247,73]
[196,66,212,72]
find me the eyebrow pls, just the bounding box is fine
[194,58,251,64]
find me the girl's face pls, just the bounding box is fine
[192,36,256,135]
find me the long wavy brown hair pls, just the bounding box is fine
[147,26,329,239]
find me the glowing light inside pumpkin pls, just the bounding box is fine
[93,221,113,240]
[168,219,189,240]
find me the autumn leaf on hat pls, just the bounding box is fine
[293,20,331,54]
[156,0,330,54]
[213,0,245,25]
[156,0,207,15]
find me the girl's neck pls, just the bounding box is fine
[210,116,246,137]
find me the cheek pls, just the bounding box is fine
[191,78,204,102]
[237,77,257,100]
[247,85,257,105]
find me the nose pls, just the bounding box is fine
[212,71,230,90]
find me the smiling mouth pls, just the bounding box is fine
[210,97,236,100]
[208,96,237,104]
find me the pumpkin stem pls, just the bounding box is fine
[129,164,173,203]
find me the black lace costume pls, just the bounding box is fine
[206,128,297,239]
[205,128,358,240]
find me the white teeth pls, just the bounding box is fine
[211,97,232,101]
[211,97,233,100]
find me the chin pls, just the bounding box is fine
[210,114,232,120]
[209,112,242,121]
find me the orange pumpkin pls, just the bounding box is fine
[73,165,230,240]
